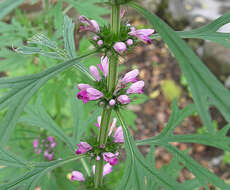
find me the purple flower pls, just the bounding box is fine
[126,39,133,46]
[93,35,99,41]
[71,171,85,181]
[95,116,101,128]
[126,81,145,94]
[108,118,117,136]
[50,142,57,149]
[87,88,104,100]
[77,84,103,103]
[47,136,54,143]
[109,99,116,106]
[90,66,101,81]
[113,42,127,53]
[79,16,100,33]
[78,83,92,91]
[77,90,89,104]
[113,127,124,143]
[97,40,103,46]
[120,8,125,19]
[44,150,53,160]
[98,56,109,77]
[129,28,154,44]
[117,95,130,104]
[47,152,54,161]
[103,152,119,166]
[76,142,92,155]
[33,139,39,149]
[122,69,139,84]
[92,163,113,176]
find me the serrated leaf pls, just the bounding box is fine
[0,0,26,20]
[151,12,230,48]
[0,155,86,190]
[131,3,230,133]
[0,50,96,145]
[63,15,77,58]
[19,98,76,153]
[116,110,187,190]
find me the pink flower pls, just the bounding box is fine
[113,42,127,53]
[103,152,119,166]
[78,83,92,91]
[108,118,117,136]
[117,95,130,104]
[77,84,103,103]
[120,8,125,19]
[77,90,89,104]
[109,99,116,106]
[92,163,113,176]
[76,142,92,155]
[126,81,144,94]
[90,66,101,81]
[47,152,54,161]
[95,116,101,128]
[129,28,154,44]
[113,127,124,143]
[47,136,54,143]
[97,40,103,46]
[126,39,133,46]
[71,171,85,181]
[98,56,109,77]
[87,88,104,100]
[122,69,139,84]
[33,139,39,149]
[93,35,99,40]
[50,142,57,149]
[79,16,100,33]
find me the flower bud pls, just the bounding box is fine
[126,81,145,94]
[117,95,130,104]
[89,66,101,81]
[113,42,127,53]
[71,171,85,181]
[97,40,103,46]
[109,99,116,106]
[126,39,133,46]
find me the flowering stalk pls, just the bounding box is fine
[94,3,121,188]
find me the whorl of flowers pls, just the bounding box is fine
[71,7,154,185]
[32,136,57,161]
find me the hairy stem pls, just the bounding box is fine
[94,3,121,188]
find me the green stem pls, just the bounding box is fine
[94,3,121,188]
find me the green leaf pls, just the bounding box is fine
[151,12,230,48]
[0,0,26,20]
[0,148,29,169]
[63,15,77,58]
[162,144,230,189]
[64,0,109,24]
[135,102,230,189]
[130,3,230,133]
[19,97,76,153]
[116,110,187,190]
[0,50,96,145]
[16,33,68,60]
[0,155,86,190]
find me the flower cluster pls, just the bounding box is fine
[71,163,112,182]
[79,11,154,54]
[71,117,123,181]
[77,58,144,106]
[32,136,57,161]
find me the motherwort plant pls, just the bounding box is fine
[1,0,230,189]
